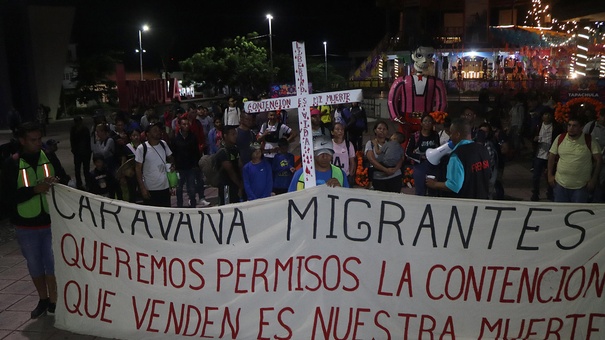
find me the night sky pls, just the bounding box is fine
[50,0,393,71]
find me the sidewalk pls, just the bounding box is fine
[0,114,540,339]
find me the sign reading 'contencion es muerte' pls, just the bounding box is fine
[50,184,605,339]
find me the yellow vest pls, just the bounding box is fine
[297,164,343,190]
[319,105,332,124]
[17,151,54,218]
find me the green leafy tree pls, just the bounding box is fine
[73,51,122,105]
[179,46,227,95]
[180,32,274,96]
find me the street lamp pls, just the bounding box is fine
[137,24,149,81]
[323,41,328,83]
[266,14,274,77]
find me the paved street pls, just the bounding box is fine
[0,111,539,339]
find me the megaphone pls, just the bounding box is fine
[426,140,454,165]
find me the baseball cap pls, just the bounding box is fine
[310,108,321,116]
[313,137,334,156]
[145,121,163,132]
[249,142,262,152]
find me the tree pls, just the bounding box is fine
[73,51,122,106]
[179,46,227,95]
[180,32,274,96]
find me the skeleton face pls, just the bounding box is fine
[411,46,435,73]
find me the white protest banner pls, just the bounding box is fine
[50,184,605,339]
[243,90,363,114]
[244,41,363,189]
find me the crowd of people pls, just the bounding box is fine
[50,100,371,207]
[2,90,604,320]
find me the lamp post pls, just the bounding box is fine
[266,14,274,76]
[323,41,328,83]
[137,25,149,81]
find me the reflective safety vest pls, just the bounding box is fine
[296,164,343,191]
[17,151,54,218]
[318,105,332,124]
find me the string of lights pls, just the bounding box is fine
[522,0,605,77]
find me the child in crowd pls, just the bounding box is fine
[88,154,116,198]
[271,138,296,195]
[207,117,224,154]
[242,143,273,200]
[374,132,405,168]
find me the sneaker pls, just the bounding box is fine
[31,299,49,319]
[198,199,211,207]
[47,302,56,315]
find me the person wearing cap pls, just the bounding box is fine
[311,108,331,141]
[135,122,174,207]
[288,137,349,192]
[242,142,273,200]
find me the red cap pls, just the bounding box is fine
[310,108,321,116]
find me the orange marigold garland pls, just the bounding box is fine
[354,151,370,187]
[402,166,414,188]
[429,111,448,124]
[554,97,604,124]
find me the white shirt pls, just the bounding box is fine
[439,130,450,146]
[224,107,241,126]
[536,123,553,160]
[135,141,172,190]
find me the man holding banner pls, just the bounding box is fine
[288,137,349,191]
[1,122,59,318]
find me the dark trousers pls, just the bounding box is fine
[348,128,365,153]
[177,168,201,207]
[73,152,91,188]
[218,183,241,205]
[144,189,171,207]
[531,157,552,199]
[413,161,440,196]
[373,174,403,193]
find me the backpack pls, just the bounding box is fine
[261,122,284,143]
[554,133,592,164]
[199,151,221,187]
[587,121,597,135]
[352,107,367,129]
[141,140,168,164]
[556,133,592,151]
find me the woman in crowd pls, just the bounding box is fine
[364,120,403,193]
[406,114,440,196]
[331,122,356,184]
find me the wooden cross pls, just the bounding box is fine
[244,41,363,188]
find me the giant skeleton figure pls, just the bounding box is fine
[388,46,447,136]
